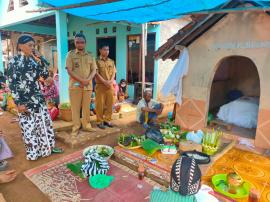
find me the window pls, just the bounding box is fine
[8,0,28,11]
[19,0,29,7]
[145,34,155,83]
[127,35,141,84]
[7,0,14,12]
[127,33,156,84]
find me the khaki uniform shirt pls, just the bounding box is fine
[96,56,116,85]
[66,49,97,90]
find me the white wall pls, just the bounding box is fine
[184,12,270,109]
[0,0,54,28]
[157,17,190,100]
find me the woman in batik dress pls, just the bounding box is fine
[7,34,61,160]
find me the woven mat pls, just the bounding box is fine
[24,150,163,202]
[202,148,270,202]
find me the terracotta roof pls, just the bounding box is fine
[154,1,270,61]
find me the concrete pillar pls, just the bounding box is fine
[0,32,4,72]
[55,11,69,103]
[153,25,161,100]
[116,25,126,83]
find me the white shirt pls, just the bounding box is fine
[136,98,159,122]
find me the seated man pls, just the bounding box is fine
[136,89,164,128]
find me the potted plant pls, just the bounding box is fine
[59,102,72,122]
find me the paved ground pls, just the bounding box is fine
[0,106,172,202]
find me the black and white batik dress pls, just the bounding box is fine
[7,54,55,160]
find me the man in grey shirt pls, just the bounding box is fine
[136,89,164,128]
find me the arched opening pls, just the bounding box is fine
[208,56,260,139]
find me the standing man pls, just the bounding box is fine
[95,44,116,129]
[66,33,96,137]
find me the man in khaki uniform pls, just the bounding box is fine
[95,44,116,129]
[66,33,96,137]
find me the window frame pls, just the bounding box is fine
[126,32,156,84]
[19,0,29,7]
[7,0,14,12]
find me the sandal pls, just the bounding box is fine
[52,147,64,154]
[0,160,8,171]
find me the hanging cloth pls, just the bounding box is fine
[161,48,189,104]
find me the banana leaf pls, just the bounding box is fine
[141,139,162,156]
[67,161,85,179]
[202,130,222,147]
[180,131,188,140]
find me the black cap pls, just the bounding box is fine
[170,156,201,196]
[17,34,35,45]
[74,32,86,42]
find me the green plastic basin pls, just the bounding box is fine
[212,173,250,199]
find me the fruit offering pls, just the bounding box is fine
[227,172,243,194]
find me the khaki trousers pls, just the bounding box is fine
[95,84,114,124]
[69,88,92,134]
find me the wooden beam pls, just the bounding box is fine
[26,0,122,13]
[159,14,213,60]
[149,22,160,25]
[161,12,226,61]
[175,45,185,51]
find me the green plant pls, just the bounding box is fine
[160,122,180,130]
[202,129,222,147]
[179,131,188,140]
[160,122,181,146]
[97,147,111,158]
[59,102,71,110]
[118,134,145,147]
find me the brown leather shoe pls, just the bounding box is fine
[82,127,96,132]
[71,131,79,138]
